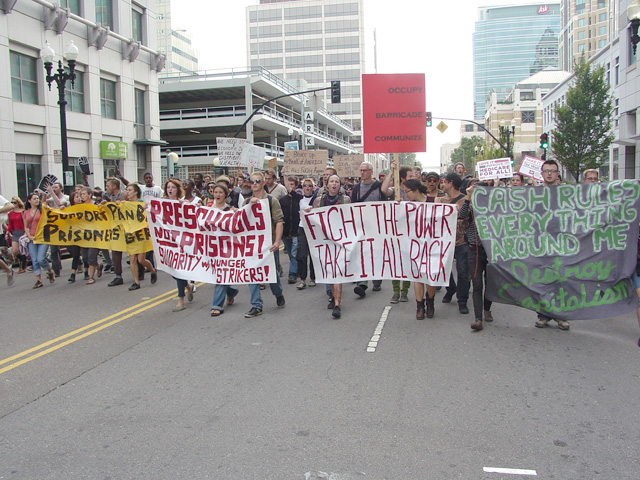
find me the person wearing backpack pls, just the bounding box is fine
[351,161,387,298]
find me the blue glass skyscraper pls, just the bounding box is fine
[473,3,561,120]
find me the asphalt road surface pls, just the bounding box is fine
[1,258,639,479]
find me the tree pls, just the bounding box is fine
[398,152,416,166]
[450,136,485,174]
[551,61,614,183]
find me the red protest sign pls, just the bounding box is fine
[362,74,426,154]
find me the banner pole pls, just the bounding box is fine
[394,153,400,201]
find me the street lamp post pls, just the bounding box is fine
[166,150,179,178]
[628,0,640,54]
[499,118,517,160]
[41,40,79,196]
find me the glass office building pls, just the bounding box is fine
[473,3,560,120]
[246,0,365,145]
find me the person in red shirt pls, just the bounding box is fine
[6,197,28,273]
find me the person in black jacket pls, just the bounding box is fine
[280,176,303,285]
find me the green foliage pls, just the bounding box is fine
[551,61,614,183]
[450,136,485,173]
[397,152,417,166]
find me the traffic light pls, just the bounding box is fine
[426,111,432,127]
[540,133,549,150]
[330,80,341,103]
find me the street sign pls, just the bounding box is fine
[53,150,62,164]
[304,112,314,122]
[437,121,448,133]
[305,137,315,147]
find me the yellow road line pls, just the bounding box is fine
[0,282,204,375]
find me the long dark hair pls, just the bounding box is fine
[403,179,428,195]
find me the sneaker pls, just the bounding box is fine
[535,317,549,328]
[372,284,381,292]
[399,293,408,302]
[309,280,316,287]
[459,303,469,314]
[297,281,306,290]
[390,293,400,304]
[556,319,570,331]
[150,272,157,285]
[288,277,297,284]
[354,285,367,298]
[332,306,341,319]
[108,277,124,287]
[68,273,76,283]
[276,295,285,308]
[327,297,335,309]
[245,307,263,318]
[128,283,140,291]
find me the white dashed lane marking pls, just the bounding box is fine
[483,467,537,476]
[367,306,392,352]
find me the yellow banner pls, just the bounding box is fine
[34,202,153,254]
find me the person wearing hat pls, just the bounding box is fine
[424,172,443,202]
[438,173,470,315]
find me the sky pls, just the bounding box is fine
[171,0,519,170]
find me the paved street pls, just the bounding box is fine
[1,258,639,479]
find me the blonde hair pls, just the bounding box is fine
[11,197,24,209]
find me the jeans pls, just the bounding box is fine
[175,278,189,298]
[468,243,492,320]
[28,242,50,276]
[296,226,315,281]
[211,285,239,312]
[249,250,283,309]
[282,237,298,280]
[446,243,469,305]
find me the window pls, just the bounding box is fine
[249,25,282,39]
[326,52,360,66]
[15,155,41,200]
[598,13,607,22]
[598,26,606,36]
[284,22,322,36]
[100,78,116,119]
[606,62,610,84]
[520,91,535,100]
[10,52,37,104]
[284,6,322,19]
[464,124,474,132]
[599,39,606,48]
[578,31,586,40]
[578,18,586,27]
[61,0,81,15]
[576,0,585,14]
[578,44,585,53]
[325,19,359,33]
[521,110,535,123]
[597,0,605,8]
[251,40,283,54]
[284,38,322,52]
[249,9,281,23]
[251,57,284,69]
[286,55,322,68]
[66,70,84,113]
[134,88,145,136]
[96,0,114,28]
[325,3,359,17]
[326,36,359,50]
[615,56,619,85]
[132,8,143,43]
[614,99,619,127]
[631,30,638,65]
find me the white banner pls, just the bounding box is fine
[301,202,457,285]
[518,155,545,182]
[216,137,250,167]
[477,157,513,180]
[147,199,276,284]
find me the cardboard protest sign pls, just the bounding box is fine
[476,158,513,181]
[362,74,427,153]
[333,154,364,178]
[34,202,153,254]
[37,174,58,193]
[217,137,250,167]
[78,156,91,175]
[240,143,267,169]
[301,201,456,285]
[519,155,544,182]
[283,150,327,176]
[472,181,640,320]
[147,199,276,284]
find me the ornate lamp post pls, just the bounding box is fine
[628,0,640,55]
[166,150,179,178]
[41,40,79,196]
[499,118,517,160]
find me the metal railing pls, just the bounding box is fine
[160,105,247,121]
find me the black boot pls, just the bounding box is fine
[416,299,425,320]
[425,296,435,318]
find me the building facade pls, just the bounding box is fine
[158,66,355,180]
[156,0,198,75]
[1,0,165,199]
[246,0,365,146]
[558,0,617,72]
[473,2,561,120]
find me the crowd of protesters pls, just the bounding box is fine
[2,160,640,348]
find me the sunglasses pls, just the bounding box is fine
[11,201,17,204]
[248,179,262,184]
[427,178,438,182]
[303,184,314,188]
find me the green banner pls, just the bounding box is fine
[100,141,128,159]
